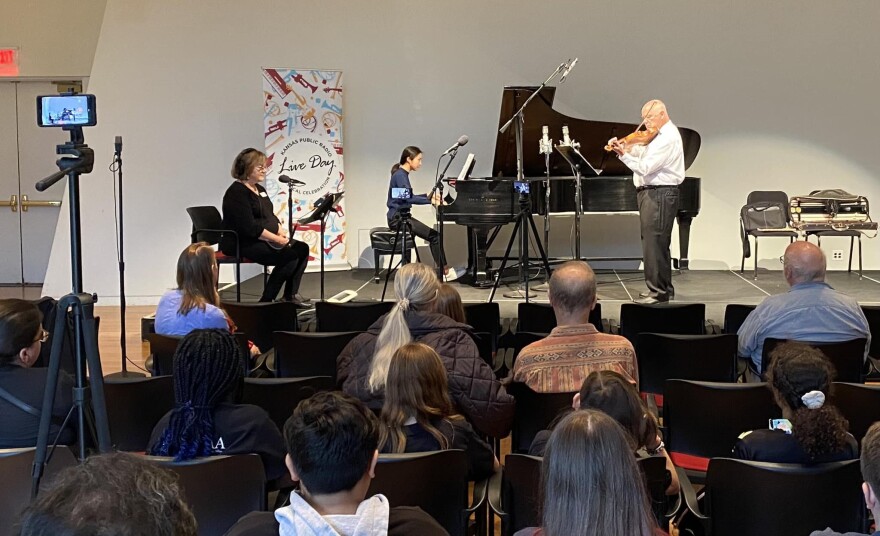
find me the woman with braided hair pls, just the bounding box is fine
[148,329,285,479]
[733,341,857,464]
[337,262,515,439]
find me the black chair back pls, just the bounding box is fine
[0,447,77,536]
[464,302,502,339]
[222,301,299,352]
[499,454,542,536]
[185,206,224,246]
[618,303,705,344]
[517,302,603,333]
[104,375,174,451]
[637,454,672,527]
[705,458,867,536]
[636,333,738,395]
[861,305,880,358]
[762,337,867,382]
[273,331,361,381]
[508,382,575,454]
[147,332,250,376]
[146,454,266,536]
[664,380,779,471]
[831,382,880,445]
[471,331,496,370]
[368,450,469,536]
[315,301,395,332]
[723,303,756,334]
[241,376,335,430]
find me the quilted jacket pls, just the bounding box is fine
[337,310,515,438]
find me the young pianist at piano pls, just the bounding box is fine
[386,145,464,281]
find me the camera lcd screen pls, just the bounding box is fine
[391,187,412,200]
[37,94,97,127]
[514,181,530,194]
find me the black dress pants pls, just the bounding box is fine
[637,187,679,299]
[239,240,309,301]
[388,215,445,269]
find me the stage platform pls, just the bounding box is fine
[219,267,880,325]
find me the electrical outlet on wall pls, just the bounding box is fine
[832,250,844,260]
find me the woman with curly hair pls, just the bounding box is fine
[734,341,857,463]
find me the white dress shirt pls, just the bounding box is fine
[619,120,685,188]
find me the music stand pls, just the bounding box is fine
[556,143,601,260]
[298,191,344,301]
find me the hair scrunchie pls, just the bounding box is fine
[801,390,826,410]
[397,298,410,311]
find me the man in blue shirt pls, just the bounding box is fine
[737,241,869,379]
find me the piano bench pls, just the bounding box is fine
[370,226,416,282]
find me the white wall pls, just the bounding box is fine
[42,0,880,303]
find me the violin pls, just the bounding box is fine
[604,127,659,152]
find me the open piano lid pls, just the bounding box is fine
[491,86,701,178]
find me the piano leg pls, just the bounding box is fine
[674,215,693,270]
[461,226,493,288]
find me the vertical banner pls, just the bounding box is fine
[262,68,348,269]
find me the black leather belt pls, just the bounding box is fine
[636,185,679,193]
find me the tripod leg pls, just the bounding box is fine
[382,223,403,301]
[79,297,111,452]
[489,217,523,303]
[527,213,553,276]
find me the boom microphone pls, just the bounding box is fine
[114,136,122,155]
[279,174,306,186]
[441,135,469,156]
[560,57,578,83]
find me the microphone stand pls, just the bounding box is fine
[534,131,554,292]
[429,149,461,279]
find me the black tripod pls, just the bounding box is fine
[489,187,552,302]
[31,125,112,496]
[381,208,420,301]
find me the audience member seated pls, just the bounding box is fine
[433,284,466,323]
[16,451,197,535]
[738,241,870,380]
[515,409,663,536]
[0,298,73,448]
[379,342,498,481]
[811,421,880,536]
[528,370,679,495]
[511,261,637,392]
[148,329,285,480]
[155,243,261,357]
[734,342,857,464]
[337,262,514,439]
[224,391,447,536]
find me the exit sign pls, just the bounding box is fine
[0,47,19,77]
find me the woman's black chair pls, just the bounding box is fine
[517,301,603,333]
[103,375,174,451]
[273,331,361,382]
[488,454,542,536]
[146,332,250,376]
[761,337,868,383]
[145,454,266,536]
[722,303,756,334]
[664,380,779,476]
[222,301,299,352]
[314,301,394,332]
[508,382,575,454]
[679,458,867,536]
[831,382,880,445]
[618,302,705,345]
[636,333,738,401]
[367,450,480,536]
[186,206,267,302]
[241,376,335,430]
[0,447,77,536]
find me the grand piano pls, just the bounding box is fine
[445,86,702,285]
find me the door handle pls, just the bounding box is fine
[20,194,61,212]
[0,195,18,212]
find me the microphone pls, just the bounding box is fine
[539,125,553,155]
[441,135,469,156]
[114,136,122,155]
[560,57,578,83]
[279,174,306,186]
[562,125,571,146]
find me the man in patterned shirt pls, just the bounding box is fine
[511,261,638,393]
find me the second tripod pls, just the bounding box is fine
[381,209,420,300]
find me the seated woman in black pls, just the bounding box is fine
[148,329,286,480]
[0,299,73,448]
[379,342,498,481]
[222,148,309,304]
[733,341,858,464]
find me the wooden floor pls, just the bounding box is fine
[96,305,152,376]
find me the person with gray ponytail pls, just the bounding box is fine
[337,263,514,438]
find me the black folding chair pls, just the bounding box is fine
[273,331,361,382]
[146,332,250,377]
[517,301,603,333]
[103,375,174,451]
[314,301,394,332]
[722,303,756,334]
[222,301,299,352]
[618,302,705,345]
[508,382,575,454]
[487,454,542,536]
[636,333,738,401]
[761,337,868,382]
[241,376,335,430]
[831,382,880,445]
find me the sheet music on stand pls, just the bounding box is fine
[555,144,602,178]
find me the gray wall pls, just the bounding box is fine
[40,0,880,302]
